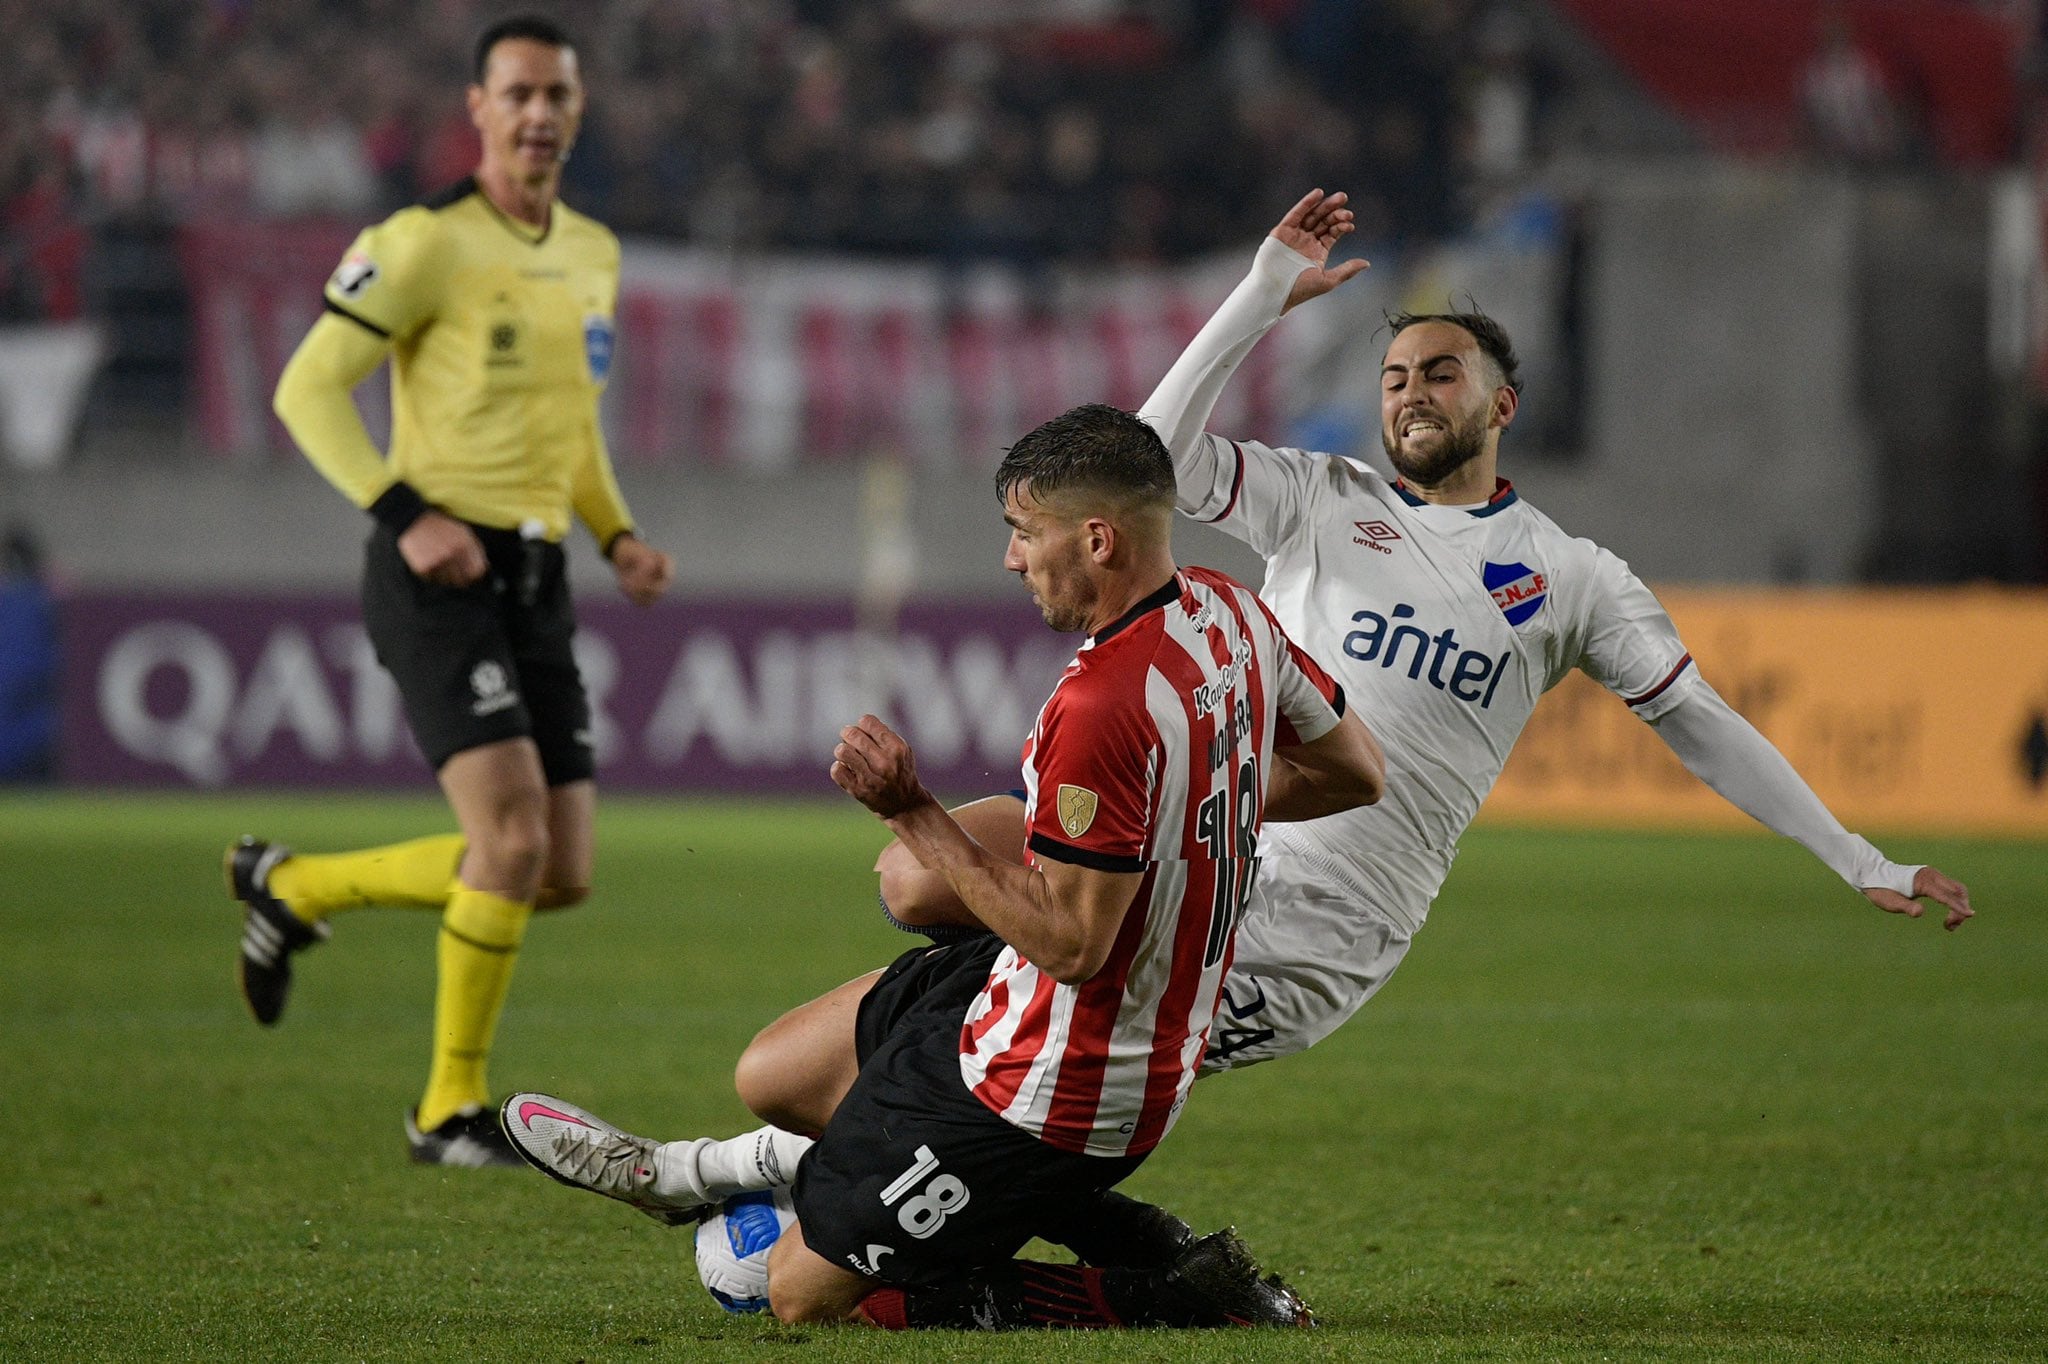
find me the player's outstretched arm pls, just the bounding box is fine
[1271,188,1370,315]
[1862,866,1974,931]
[1138,189,1366,523]
[1649,683,1974,930]
[1266,708,1385,822]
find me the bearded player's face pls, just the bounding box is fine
[470,37,584,187]
[1379,321,1503,489]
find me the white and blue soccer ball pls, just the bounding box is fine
[693,1187,796,1313]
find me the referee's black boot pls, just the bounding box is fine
[224,836,328,1026]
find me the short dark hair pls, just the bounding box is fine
[995,403,1177,514]
[1386,309,1523,395]
[473,14,573,83]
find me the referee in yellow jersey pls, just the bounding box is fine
[232,14,674,1167]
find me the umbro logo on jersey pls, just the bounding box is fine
[1352,521,1401,556]
[1056,784,1099,838]
[1483,561,1548,626]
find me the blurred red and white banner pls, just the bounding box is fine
[179,222,1285,467]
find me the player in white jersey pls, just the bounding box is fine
[503,403,1385,1330]
[876,188,1971,1072]
[498,197,1973,1316]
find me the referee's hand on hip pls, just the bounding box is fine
[398,512,489,587]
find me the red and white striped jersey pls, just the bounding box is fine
[958,566,1345,1157]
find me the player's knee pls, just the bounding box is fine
[766,1279,825,1324]
[474,801,550,887]
[876,862,938,927]
[533,884,589,912]
[767,1286,839,1324]
[765,1240,857,1324]
[879,862,982,931]
[736,1030,839,1133]
[733,1037,796,1129]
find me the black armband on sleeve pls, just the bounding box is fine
[369,481,431,536]
[1027,831,1146,874]
[324,298,392,339]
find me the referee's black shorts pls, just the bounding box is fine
[360,521,594,784]
[792,937,1145,1287]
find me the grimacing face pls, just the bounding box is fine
[470,37,584,187]
[1002,483,1099,634]
[1379,321,1503,488]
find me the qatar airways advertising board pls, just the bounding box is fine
[60,592,1072,795]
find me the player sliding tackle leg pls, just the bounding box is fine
[505,403,1385,1327]
[500,662,1381,1286]
[512,180,1978,1241]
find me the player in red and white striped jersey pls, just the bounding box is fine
[500,402,1384,1331]
[748,403,1382,1327]
[960,558,1341,1159]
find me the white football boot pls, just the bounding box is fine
[499,1093,711,1225]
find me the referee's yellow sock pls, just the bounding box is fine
[417,884,532,1131]
[267,834,465,923]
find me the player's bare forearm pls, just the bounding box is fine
[879,799,1095,976]
[876,794,1027,931]
[1266,754,1353,821]
[876,798,1145,985]
[1265,710,1386,822]
[833,715,1136,981]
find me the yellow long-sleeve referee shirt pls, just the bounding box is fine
[273,177,635,549]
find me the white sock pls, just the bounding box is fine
[651,1125,813,1203]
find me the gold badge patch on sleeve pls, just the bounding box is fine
[1056,784,1099,838]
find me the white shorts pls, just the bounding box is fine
[1200,854,1414,1074]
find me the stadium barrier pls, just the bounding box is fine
[178,223,1283,468]
[57,587,2048,835]
[59,591,1072,797]
[1483,587,2048,837]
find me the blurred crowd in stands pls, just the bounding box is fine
[5,1,2039,355]
[0,0,1567,320]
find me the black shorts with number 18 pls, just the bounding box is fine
[791,936,1145,1287]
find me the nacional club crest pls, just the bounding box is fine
[1056,784,1099,838]
[1482,560,1548,626]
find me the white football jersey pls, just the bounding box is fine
[1140,237,1915,1071]
[1178,438,1696,934]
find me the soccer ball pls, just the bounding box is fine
[693,1187,796,1313]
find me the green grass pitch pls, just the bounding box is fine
[2,792,2042,1362]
